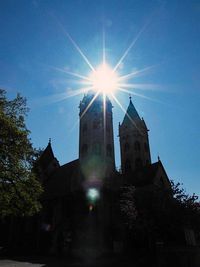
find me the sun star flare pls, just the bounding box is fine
[89,62,119,95]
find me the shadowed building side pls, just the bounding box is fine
[79,92,115,189]
[119,97,151,176]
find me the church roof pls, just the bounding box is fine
[122,98,141,126]
[38,141,55,169]
[127,160,170,188]
[135,162,161,185]
[42,159,79,199]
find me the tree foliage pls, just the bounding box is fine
[120,181,200,245]
[0,89,43,217]
[120,186,138,229]
[170,181,200,230]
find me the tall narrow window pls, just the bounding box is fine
[135,158,142,169]
[144,142,148,152]
[93,120,101,129]
[134,141,141,151]
[125,159,131,173]
[93,143,101,155]
[93,120,98,129]
[82,123,87,134]
[124,142,130,152]
[106,144,112,157]
[81,144,88,156]
[160,177,165,187]
[106,124,110,133]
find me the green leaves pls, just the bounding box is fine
[0,89,43,218]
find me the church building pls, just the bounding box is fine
[37,91,171,253]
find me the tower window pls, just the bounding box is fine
[93,143,101,155]
[160,177,165,187]
[82,123,87,134]
[106,124,110,133]
[124,142,130,152]
[93,120,98,129]
[93,120,101,129]
[125,159,131,173]
[135,158,142,169]
[106,144,112,157]
[134,141,141,151]
[81,144,88,156]
[144,142,148,152]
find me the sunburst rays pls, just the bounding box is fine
[42,20,161,127]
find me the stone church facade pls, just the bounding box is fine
[36,92,171,254]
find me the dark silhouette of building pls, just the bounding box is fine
[1,91,199,267]
[36,92,171,255]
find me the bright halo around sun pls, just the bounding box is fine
[89,62,119,95]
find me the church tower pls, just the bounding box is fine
[79,92,115,186]
[119,97,151,174]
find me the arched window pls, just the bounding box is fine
[144,142,148,152]
[93,120,98,129]
[134,141,141,151]
[93,120,101,129]
[93,143,101,155]
[82,123,87,134]
[106,124,110,133]
[135,158,142,169]
[106,144,112,157]
[124,142,130,152]
[160,177,165,187]
[125,159,131,173]
[81,144,88,156]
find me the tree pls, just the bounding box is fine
[120,181,200,247]
[120,185,138,230]
[0,89,43,217]
[170,181,200,231]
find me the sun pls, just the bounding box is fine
[89,62,119,95]
[50,29,158,111]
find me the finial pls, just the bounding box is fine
[158,155,160,161]
[49,138,51,144]
[129,94,132,101]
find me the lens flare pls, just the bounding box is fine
[89,63,119,94]
[47,25,160,126]
[87,188,100,202]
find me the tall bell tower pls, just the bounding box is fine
[79,92,115,186]
[119,97,151,174]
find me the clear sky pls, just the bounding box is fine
[0,0,200,196]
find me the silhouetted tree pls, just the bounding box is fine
[120,181,200,247]
[0,89,43,217]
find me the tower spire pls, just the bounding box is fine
[119,98,151,175]
[122,96,140,126]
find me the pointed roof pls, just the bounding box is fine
[38,140,55,169]
[122,97,141,126]
[43,159,79,198]
[126,161,171,188]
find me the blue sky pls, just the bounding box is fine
[0,0,200,196]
